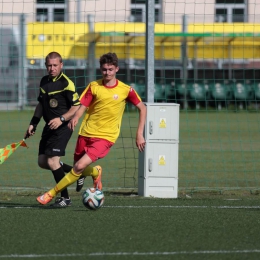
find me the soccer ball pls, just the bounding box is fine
[82,188,105,210]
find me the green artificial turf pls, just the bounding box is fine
[1,109,260,260]
[0,194,260,260]
[1,109,260,192]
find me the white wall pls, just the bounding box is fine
[248,1,260,22]
[0,0,34,14]
[163,0,215,24]
[0,0,35,24]
[68,0,131,22]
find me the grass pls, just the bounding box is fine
[179,111,260,191]
[1,193,260,260]
[1,108,260,259]
[1,108,260,192]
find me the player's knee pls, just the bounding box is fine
[47,158,60,170]
[38,160,48,169]
[74,162,88,174]
[38,155,50,169]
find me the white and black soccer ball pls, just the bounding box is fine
[82,188,104,210]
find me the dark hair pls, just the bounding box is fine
[99,52,118,67]
[45,52,63,63]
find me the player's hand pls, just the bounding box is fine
[24,125,36,139]
[48,118,62,130]
[136,133,146,152]
[68,116,79,131]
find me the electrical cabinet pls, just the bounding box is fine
[138,103,179,198]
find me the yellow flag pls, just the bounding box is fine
[0,140,28,164]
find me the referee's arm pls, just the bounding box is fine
[48,105,80,130]
[62,105,80,122]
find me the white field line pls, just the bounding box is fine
[1,250,260,258]
[0,205,260,209]
[106,206,260,209]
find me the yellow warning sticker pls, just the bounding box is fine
[159,118,166,128]
[159,155,166,165]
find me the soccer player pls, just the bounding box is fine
[36,52,147,205]
[25,51,80,208]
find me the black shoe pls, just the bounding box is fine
[76,176,86,192]
[50,197,71,208]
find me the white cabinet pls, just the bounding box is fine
[138,103,179,198]
[145,104,179,141]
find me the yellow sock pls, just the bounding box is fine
[82,166,99,178]
[49,169,81,197]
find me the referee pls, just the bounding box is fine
[25,52,80,208]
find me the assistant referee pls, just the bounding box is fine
[25,51,80,208]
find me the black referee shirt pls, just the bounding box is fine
[37,72,80,123]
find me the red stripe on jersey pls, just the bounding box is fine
[126,87,142,106]
[80,86,93,107]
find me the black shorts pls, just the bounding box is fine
[39,123,73,156]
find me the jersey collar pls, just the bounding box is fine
[102,79,118,88]
[49,72,63,82]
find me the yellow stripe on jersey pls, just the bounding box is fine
[63,73,77,92]
[72,92,80,102]
[51,73,63,82]
[40,87,46,94]
[79,79,132,143]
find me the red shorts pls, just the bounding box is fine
[74,136,114,163]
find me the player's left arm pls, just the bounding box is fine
[127,87,147,152]
[135,101,146,152]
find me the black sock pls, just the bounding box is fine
[60,161,73,173]
[52,167,69,199]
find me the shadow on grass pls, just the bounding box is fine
[0,201,91,211]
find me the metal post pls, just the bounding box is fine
[194,42,198,81]
[126,46,131,83]
[64,0,68,22]
[160,44,165,84]
[87,14,96,83]
[145,0,155,103]
[228,41,232,80]
[18,13,27,110]
[181,14,188,109]
[77,0,81,23]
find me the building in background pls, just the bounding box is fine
[0,0,257,23]
[0,0,260,105]
[33,0,260,24]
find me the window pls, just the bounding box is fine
[215,0,246,23]
[37,0,64,2]
[130,0,161,22]
[130,8,143,22]
[9,42,18,67]
[53,9,65,22]
[36,0,66,22]
[131,0,160,4]
[36,8,48,22]
[216,0,244,3]
[215,8,227,22]
[232,8,244,22]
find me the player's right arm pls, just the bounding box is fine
[68,105,87,131]
[68,84,93,131]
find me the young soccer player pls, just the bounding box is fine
[36,52,146,205]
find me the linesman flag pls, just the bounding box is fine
[0,140,28,164]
